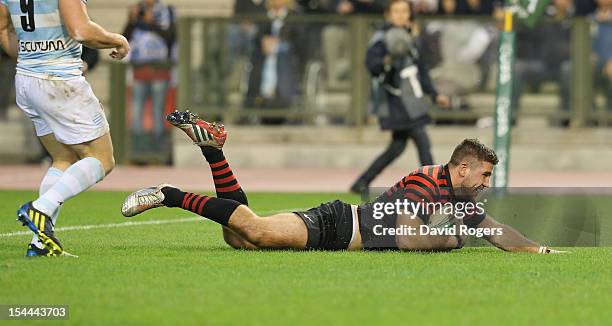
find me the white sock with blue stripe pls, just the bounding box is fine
[32,157,105,217]
[30,167,64,248]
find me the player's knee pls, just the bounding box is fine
[52,158,78,170]
[239,225,272,248]
[242,228,265,247]
[223,235,244,249]
[222,229,246,249]
[49,151,78,170]
[227,207,264,244]
[93,153,115,175]
[103,155,115,175]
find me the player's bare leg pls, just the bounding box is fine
[24,134,78,256]
[69,132,115,175]
[18,133,114,255]
[39,134,79,170]
[221,226,258,250]
[166,110,256,249]
[122,186,308,250]
[225,206,308,249]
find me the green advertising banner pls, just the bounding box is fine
[493,2,550,188]
[493,31,516,189]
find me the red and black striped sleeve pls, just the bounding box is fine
[400,173,440,204]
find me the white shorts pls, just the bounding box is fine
[15,74,110,145]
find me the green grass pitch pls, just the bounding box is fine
[1,190,611,325]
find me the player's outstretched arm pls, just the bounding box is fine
[59,0,129,59]
[0,4,17,58]
[395,213,457,251]
[479,215,567,254]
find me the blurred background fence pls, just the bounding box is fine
[107,15,609,126]
[2,1,612,170]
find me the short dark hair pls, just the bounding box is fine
[386,0,415,20]
[386,0,410,10]
[449,139,499,166]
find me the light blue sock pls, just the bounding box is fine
[33,157,105,216]
[30,167,64,248]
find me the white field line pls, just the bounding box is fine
[0,207,309,238]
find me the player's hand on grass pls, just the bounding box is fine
[548,249,570,254]
[110,35,130,60]
[435,94,452,109]
[539,246,570,254]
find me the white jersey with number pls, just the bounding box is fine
[1,0,86,80]
[2,0,109,144]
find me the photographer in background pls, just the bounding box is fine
[351,0,451,194]
[123,0,176,153]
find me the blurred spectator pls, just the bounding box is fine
[245,0,305,123]
[456,0,495,15]
[436,0,456,14]
[592,0,612,113]
[231,1,267,58]
[0,48,15,121]
[576,0,597,15]
[226,1,266,101]
[235,0,267,13]
[297,0,336,12]
[294,1,333,61]
[322,1,386,89]
[351,0,451,194]
[409,0,439,14]
[333,0,386,14]
[426,0,494,104]
[123,0,176,153]
[512,0,573,125]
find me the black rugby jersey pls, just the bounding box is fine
[359,164,486,249]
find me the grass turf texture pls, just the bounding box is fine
[1,190,611,325]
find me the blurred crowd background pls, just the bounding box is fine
[176,0,611,129]
[1,0,611,167]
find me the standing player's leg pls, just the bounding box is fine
[16,75,114,255]
[166,110,255,249]
[26,134,78,256]
[123,186,308,249]
[18,133,113,255]
[28,123,114,219]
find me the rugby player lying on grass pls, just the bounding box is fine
[122,111,565,253]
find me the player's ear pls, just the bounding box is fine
[458,162,470,177]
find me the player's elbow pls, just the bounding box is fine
[67,25,90,43]
[485,234,513,252]
[62,17,95,43]
[396,235,435,251]
[396,236,411,251]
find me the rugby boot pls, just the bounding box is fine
[166,110,227,149]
